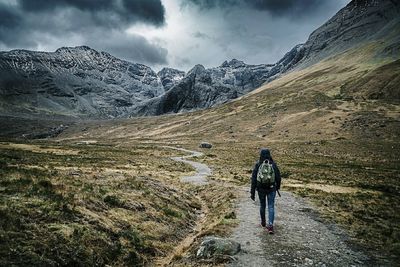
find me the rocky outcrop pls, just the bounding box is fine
[265,44,306,81]
[157,67,185,91]
[134,60,274,115]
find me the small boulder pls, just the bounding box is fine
[199,142,212,149]
[196,236,240,259]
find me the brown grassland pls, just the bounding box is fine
[1,41,400,265]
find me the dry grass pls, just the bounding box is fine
[55,42,400,263]
[0,141,202,266]
[0,140,239,266]
[1,41,400,265]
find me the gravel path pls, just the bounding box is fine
[228,187,369,267]
[165,147,369,266]
[165,146,211,185]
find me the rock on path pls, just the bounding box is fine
[228,188,369,267]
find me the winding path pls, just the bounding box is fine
[156,146,212,266]
[162,147,369,266]
[164,146,211,185]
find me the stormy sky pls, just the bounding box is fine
[0,0,350,71]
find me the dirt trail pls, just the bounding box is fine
[162,148,369,266]
[228,187,369,267]
[156,147,212,266]
[164,146,211,185]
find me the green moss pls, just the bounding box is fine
[162,206,182,218]
[103,194,124,207]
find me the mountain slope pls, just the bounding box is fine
[0,46,166,118]
[134,60,276,115]
[134,0,400,115]
[0,0,398,120]
[293,0,400,69]
[0,48,278,118]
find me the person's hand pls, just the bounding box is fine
[250,195,255,201]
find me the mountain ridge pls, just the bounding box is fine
[0,46,282,118]
[1,0,399,118]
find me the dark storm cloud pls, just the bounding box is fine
[18,0,165,25]
[185,0,340,18]
[0,3,19,27]
[0,2,34,47]
[87,31,168,64]
[173,0,350,70]
[0,0,167,65]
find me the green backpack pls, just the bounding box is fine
[257,160,275,188]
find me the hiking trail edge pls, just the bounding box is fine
[156,146,212,266]
[228,187,370,267]
[163,147,369,267]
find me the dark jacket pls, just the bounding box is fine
[250,149,281,198]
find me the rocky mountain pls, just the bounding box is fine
[134,60,276,115]
[133,0,400,116]
[279,0,400,70]
[0,46,167,118]
[157,67,186,91]
[0,46,278,118]
[0,0,398,118]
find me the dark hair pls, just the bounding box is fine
[259,148,273,163]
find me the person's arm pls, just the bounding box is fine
[274,163,281,190]
[250,163,258,200]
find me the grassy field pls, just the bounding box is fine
[0,141,239,266]
[1,42,399,265]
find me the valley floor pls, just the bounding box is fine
[1,46,399,266]
[2,137,398,266]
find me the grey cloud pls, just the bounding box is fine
[122,0,165,25]
[0,3,33,47]
[18,0,165,26]
[193,31,212,39]
[0,0,168,65]
[87,31,168,65]
[0,3,19,27]
[184,0,344,19]
[173,0,349,70]
[248,0,335,15]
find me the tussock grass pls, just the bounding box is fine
[0,142,202,266]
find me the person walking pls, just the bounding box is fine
[250,148,281,234]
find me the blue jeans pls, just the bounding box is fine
[258,190,276,226]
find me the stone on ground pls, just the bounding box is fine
[199,142,212,149]
[196,236,241,259]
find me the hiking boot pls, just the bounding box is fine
[267,225,274,234]
[260,223,266,228]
